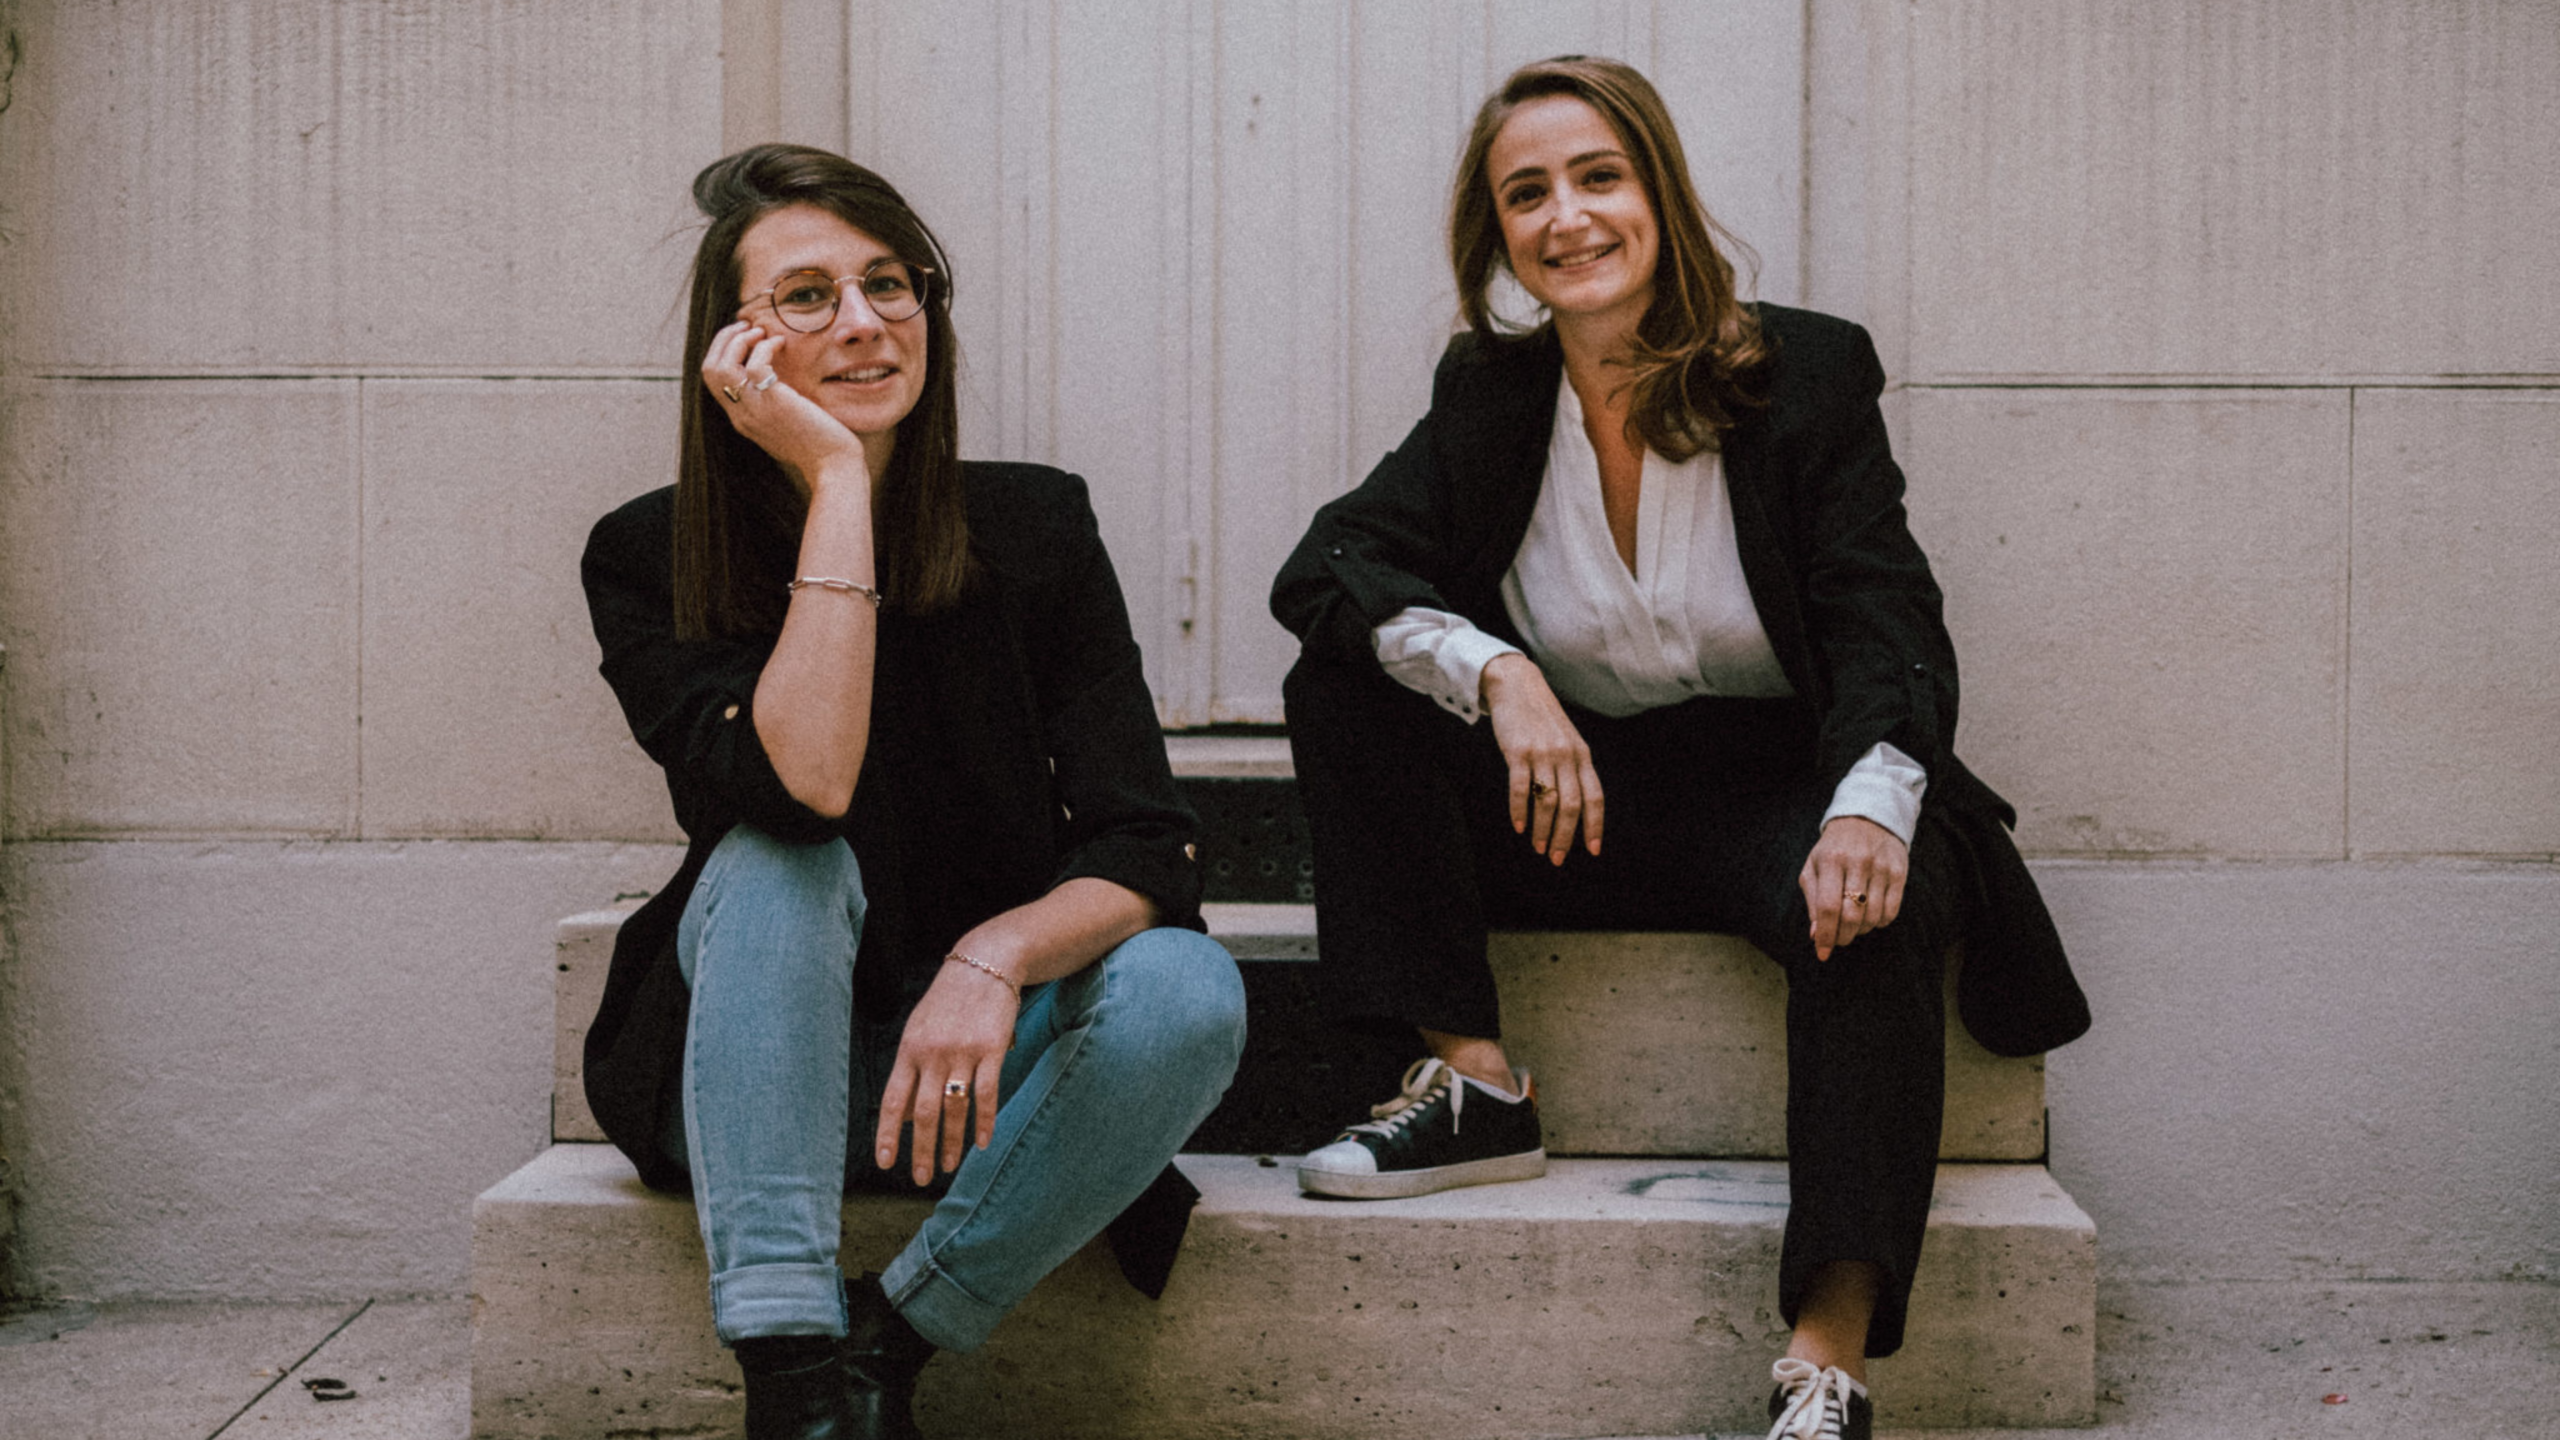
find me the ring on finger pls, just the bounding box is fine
[719,383,742,404]
[751,372,778,393]
[942,1079,969,1099]
[1529,779,1551,798]
[1849,891,1869,907]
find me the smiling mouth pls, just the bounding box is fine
[826,366,897,384]
[1544,242,1619,270]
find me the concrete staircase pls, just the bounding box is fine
[470,739,2095,1438]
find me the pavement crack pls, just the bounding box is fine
[202,1297,374,1440]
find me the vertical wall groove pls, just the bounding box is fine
[2341,384,2356,859]
[352,375,366,838]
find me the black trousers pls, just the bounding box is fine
[1284,654,1956,1357]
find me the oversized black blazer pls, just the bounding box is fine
[1271,304,2089,1056]
[581,463,1209,1295]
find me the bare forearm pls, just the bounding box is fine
[947,877,1161,990]
[751,461,878,817]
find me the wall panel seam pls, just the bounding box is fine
[1904,380,2560,392]
[354,375,368,841]
[23,372,685,383]
[2341,385,2355,862]
[1798,0,1815,305]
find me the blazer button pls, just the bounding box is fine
[722,703,740,720]
[1328,546,1344,557]
[1184,842,1198,861]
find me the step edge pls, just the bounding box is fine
[1166,735,1295,778]
[479,1144,2092,1232]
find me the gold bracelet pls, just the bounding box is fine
[787,575,883,606]
[943,951,1020,1001]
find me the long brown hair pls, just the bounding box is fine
[672,144,968,638]
[1450,55,1771,459]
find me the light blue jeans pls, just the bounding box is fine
[673,824,1245,1352]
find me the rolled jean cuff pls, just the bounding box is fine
[881,1244,1002,1355]
[710,1261,847,1344]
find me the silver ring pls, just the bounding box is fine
[718,384,741,404]
[751,372,779,393]
[942,1079,969,1099]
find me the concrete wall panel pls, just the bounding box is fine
[1906,388,2349,856]
[0,0,719,375]
[1903,1,2560,379]
[2037,860,2560,1284]
[1649,0,1805,308]
[2348,390,2560,857]
[359,381,683,841]
[0,380,360,837]
[0,840,683,1301]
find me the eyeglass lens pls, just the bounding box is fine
[769,262,924,332]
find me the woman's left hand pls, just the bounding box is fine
[1799,816,1909,962]
[874,959,1019,1186]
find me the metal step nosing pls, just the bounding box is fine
[1201,900,1317,961]
[1164,734,1296,779]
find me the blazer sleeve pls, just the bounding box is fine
[581,495,842,845]
[1018,475,1206,931]
[1789,322,1962,788]
[1270,352,1473,663]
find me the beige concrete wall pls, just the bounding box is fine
[0,0,2552,1302]
[1855,0,2560,1282]
[0,0,716,1298]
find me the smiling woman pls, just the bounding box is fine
[1271,54,2088,1440]
[724,208,930,475]
[1485,95,1661,347]
[579,145,1243,1440]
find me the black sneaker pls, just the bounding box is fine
[1295,1057,1547,1199]
[1765,1358,1872,1440]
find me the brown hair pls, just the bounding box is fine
[1450,55,1771,459]
[672,144,969,638]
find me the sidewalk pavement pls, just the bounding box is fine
[1,1279,2552,1439]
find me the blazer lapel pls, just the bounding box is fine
[1448,334,1564,594]
[1721,411,1819,707]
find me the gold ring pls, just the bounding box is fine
[719,384,742,404]
[1529,780,1551,797]
[1850,891,1869,907]
[943,1079,969,1099]
[752,373,779,393]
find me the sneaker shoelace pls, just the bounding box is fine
[1343,1057,1466,1139]
[1767,1358,1860,1440]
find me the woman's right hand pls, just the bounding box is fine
[701,320,867,490]
[1482,653,1604,864]
[875,959,1020,1186]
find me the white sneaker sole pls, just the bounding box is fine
[1295,1146,1549,1200]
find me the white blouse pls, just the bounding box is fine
[1370,372,1926,844]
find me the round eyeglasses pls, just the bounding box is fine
[748,258,934,332]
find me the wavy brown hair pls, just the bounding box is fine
[1451,55,1771,459]
[672,145,968,638]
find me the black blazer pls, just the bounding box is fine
[1271,305,2089,1056]
[581,463,1209,1295]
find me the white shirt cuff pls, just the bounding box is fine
[1370,607,1524,724]
[1820,741,1928,847]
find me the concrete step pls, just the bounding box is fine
[1165,734,1296,778]
[552,907,2047,1161]
[470,1144,2095,1439]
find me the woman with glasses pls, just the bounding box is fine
[1271,57,2087,1440]
[581,144,1244,1440]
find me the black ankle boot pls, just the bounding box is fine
[842,1275,936,1440]
[737,1334,856,1440]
